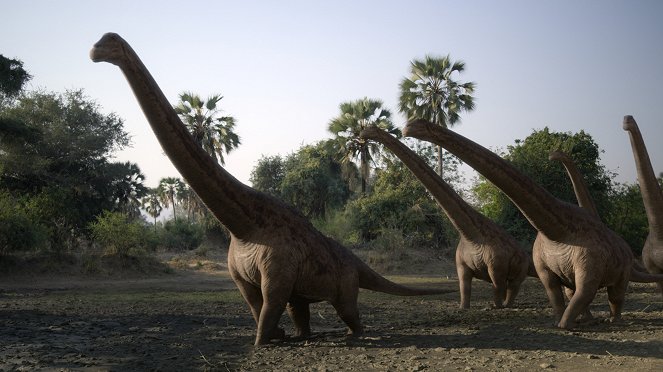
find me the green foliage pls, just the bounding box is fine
[328,98,399,193]
[605,182,648,255]
[342,149,458,249]
[0,89,142,250]
[251,141,351,219]
[250,155,285,198]
[173,91,240,165]
[0,55,32,98]
[0,191,48,255]
[160,219,204,251]
[280,142,350,218]
[157,177,185,221]
[472,127,614,244]
[89,211,147,256]
[399,55,475,127]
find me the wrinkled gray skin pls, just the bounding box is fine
[623,116,663,299]
[360,126,536,309]
[90,33,450,346]
[405,119,663,329]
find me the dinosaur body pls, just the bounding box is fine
[360,126,535,309]
[404,119,653,329]
[90,33,449,346]
[623,115,663,298]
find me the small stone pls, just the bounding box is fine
[587,355,599,359]
[539,362,554,369]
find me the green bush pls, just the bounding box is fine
[160,219,204,251]
[0,192,48,255]
[89,211,147,256]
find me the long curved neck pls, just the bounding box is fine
[115,42,255,238]
[555,154,600,219]
[363,128,486,240]
[404,119,572,240]
[624,116,663,240]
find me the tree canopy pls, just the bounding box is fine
[0,89,145,251]
[472,127,614,245]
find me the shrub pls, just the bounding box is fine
[0,192,48,255]
[160,219,204,251]
[89,211,146,256]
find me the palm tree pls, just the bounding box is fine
[328,98,399,193]
[173,91,241,165]
[158,177,185,221]
[142,188,163,230]
[399,55,475,176]
[178,183,208,222]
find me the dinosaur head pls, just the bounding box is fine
[358,125,381,141]
[622,115,638,132]
[90,33,129,66]
[548,149,568,162]
[402,118,435,138]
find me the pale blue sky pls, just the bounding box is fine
[3,1,662,187]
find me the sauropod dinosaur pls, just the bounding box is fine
[90,33,451,346]
[550,149,659,282]
[623,115,663,298]
[404,119,663,329]
[360,125,536,309]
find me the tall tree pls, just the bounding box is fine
[173,92,240,164]
[158,177,185,221]
[328,98,399,193]
[399,55,475,177]
[106,161,148,218]
[0,55,32,99]
[471,127,614,244]
[142,188,163,230]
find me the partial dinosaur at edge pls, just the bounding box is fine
[90,33,451,346]
[360,125,536,309]
[404,119,663,329]
[623,115,663,298]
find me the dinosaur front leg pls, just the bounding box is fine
[606,280,628,323]
[457,260,473,309]
[286,300,311,338]
[537,268,566,324]
[504,279,524,308]
[488,268,508,309]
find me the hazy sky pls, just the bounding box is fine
[3,1,662,188]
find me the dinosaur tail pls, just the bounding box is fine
[630,266,663,283]
[357,262,453,296]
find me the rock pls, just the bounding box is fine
[539,362,554,369]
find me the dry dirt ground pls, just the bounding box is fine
[0,251,662,371]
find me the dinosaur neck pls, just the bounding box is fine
[624,118,663,240]
[364,129,486,240]
[116,42,255,238]
[559,157,600,219]
[404,120,571,240]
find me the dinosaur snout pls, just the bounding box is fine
[622,115,637,131]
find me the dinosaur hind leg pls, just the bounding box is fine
[457,263,473,309]
[606,280,629,323]
[331,287,363,337]
[286,300,311,338]
[537,267,566,324]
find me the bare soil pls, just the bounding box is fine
[1,250,662,371]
